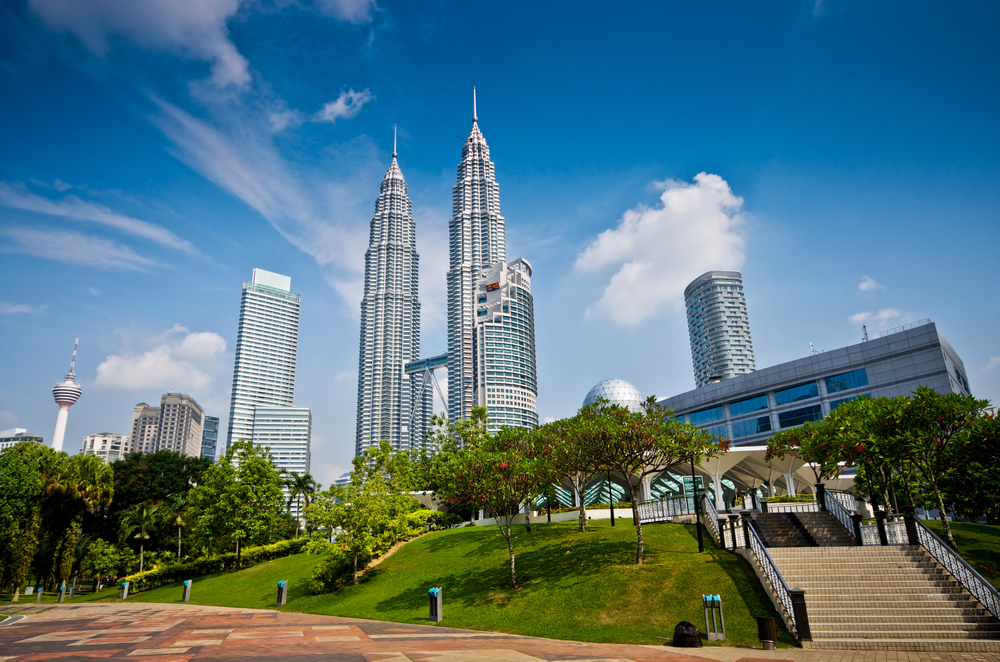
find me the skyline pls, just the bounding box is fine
[1,0,998,486]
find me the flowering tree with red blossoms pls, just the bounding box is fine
[765,420,843,484]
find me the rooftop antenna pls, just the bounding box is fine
[810,342,818,356]
[862,324,869,342]
[473,86,478,123]
[392,124,397,158]
[68,334,79,376]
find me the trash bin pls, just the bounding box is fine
[757,616,777,650]
[672,621,702,647]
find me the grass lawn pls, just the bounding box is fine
[289,520,793,647]
[922,520,1000,587]
[0,586,121,604]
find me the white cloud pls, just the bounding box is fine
[848,307,904,327]
[0,181,196,253]
[88,287,100,296]
[849,311,870,324]
[28,0,250,88]
[857,276,880,292]
[984,357,1000,372]
[0,411,17,427]
[0,227,156,270]
[269,109,304,132]
[544,416,555,424]
[0,301,45,315]
[335,371,356,382]
[94,327,227,391]
[314,89,373,124]
[575,172,746,326]
[314,0,377,23]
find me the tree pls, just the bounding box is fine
[189,439,286,565]
[163,493,187,563]
[81,539,125,590]
[534,418,598,532]
[48,454,114,584]
[119,503,162,572]
[765,420,844,485]
[574,397,726,564]
[284,472,317,538]
[308,441,416,585]
[0,447,42,601]
[941,412,1000,524]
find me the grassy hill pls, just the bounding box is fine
[125,520,796,647]
[922,520,1000,586]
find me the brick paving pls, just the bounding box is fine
[0,603,997,662]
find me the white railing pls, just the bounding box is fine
[830,491,857,513]
[822,489,856,541]
[766,501,819,514]
[915,518,1000,619]
[744,518,801,639]
[860,518,907,545]
[636,494,695,524]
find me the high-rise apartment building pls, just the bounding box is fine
[81,433,131,463]
[474,258,538,431]
[226,268,310,476]
[201,416,219,461]
[227,268,301,448]
[130,403,160,454]
[355,139,429,456]
[154,393,205,457]
[684,270,756,388]
[447,93,507,423]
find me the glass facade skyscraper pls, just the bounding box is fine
[355,147,428,456]
[473,259,538,431]
[684,270,756,388]
[201,415,219,460]
[447,99,507,423]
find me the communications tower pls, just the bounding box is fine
[51,335,82,452]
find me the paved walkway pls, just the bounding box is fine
[0,603,996,662]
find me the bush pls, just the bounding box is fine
[121,538,307,593]
[309,546,363,593]
[762,495,816,503]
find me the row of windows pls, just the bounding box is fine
[778,404,823,428]
[732,416,772,438]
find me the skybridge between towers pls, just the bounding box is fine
[404,352,450,450]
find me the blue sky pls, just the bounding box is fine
[1,0,998,485]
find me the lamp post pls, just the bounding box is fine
[691,456,704,553]
[608,470,615,527]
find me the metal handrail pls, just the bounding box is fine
[829,490,857,513]
[914,518,1000,619]
[700,494,723,548]
[822,489,856,540]
[765,501,819,514]
[636,494,694,524]
[745,518,798,638]
[747,489,764,512]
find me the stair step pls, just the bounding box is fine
[802,639,1000,652]
[808,629,1000,640]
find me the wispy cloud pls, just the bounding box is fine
[985,357,1000,372]
[0,181,197,253]
[0,227,156,270]
[575,172,746,326]
[0,301,46,315]
[849,307,905,326]
[857,275,880,292]
[314,89,373,123]
[314,0,377,23]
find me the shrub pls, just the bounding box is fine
[762,495,816,503]
[309,546,361,593]
[121,538,307,593]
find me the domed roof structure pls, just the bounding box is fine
[582,378,644,413]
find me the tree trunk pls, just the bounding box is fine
[11,586,20,602]
[499,520,517,589]
[235,538,240,568]
[931,481,959,550]
[574,475,587,532]
[524,500,532,533]
[626,482,644,564]
[352,553,358,585]
[139,540,145,573]
[177,527,182,563]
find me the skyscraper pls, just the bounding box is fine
[130,403,160,453]
[474,258,538,431]
[155,393,204,457]
[227,268,301,448]
[447,91,507,422]
[201,416,219,461]
[684,270,756,388]
[51,335,82,452]
[355,132,429,456]
[226,268,311,475]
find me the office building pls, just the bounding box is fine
[51,336,82,452]
[447,91,507,423]
[227,268,301,448]
[154,393,204,457]
[660,319,970,448]
[685,271,756,388]
[80,433,131,463]
[0,428,44,452]
[130,403,160,454]
[201,416,219,461]
[474,258,538,430]
[355,135,429,456]
[226,268,311,476]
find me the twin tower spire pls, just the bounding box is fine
[355,90,522,456]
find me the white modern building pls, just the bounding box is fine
[226,268,311,475]
[51,336,82,452]
[130,403,160,454]
[0,428,44,452]
[447,91,507,424]
[80,433,131,463]
[685,270,756,388]
[355,136,429,456]
[474,258,538,431]
[155,393,204,457]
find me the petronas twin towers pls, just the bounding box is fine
[355,92,537,456]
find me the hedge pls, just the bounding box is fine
[121,538,307,593]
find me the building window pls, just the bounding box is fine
[778,405,823,428]
[825,368,869,394]
[954,369,970,393]
[729,394,767,417]
[704,424,728,440]
[732,416,772,438]
[690,406,723,426]
[830,394,869,410]
[774,382,819,405]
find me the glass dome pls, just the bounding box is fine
[582,378,644,413]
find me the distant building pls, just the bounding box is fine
[474,258,538,431]
[0,428,44,452]
[81,433,131,463]
[685,271,756,388]
[130,403,160,454]
[154,393,204,457]
[51,336,82,452]
[201,416,219,461]
[252,406,311,476]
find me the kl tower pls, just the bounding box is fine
[51,335,82,452]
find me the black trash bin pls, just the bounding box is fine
[672,621,702,647]
[757,616,777,650]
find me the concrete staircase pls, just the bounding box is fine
[751,511,853,547]
[794,512,856,547]
[770,545,1000,651]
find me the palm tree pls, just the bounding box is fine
[283,472,317,538]
[119,503,161,573]
[50,454,114,585]
[164,493,187,562]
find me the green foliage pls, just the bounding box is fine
[0,448,42,595]
[940,413,1000,524]
[81,539,129,586]
[765,420,843,483]
[121,538,307,592]
[308,546,357,593]
[119,503,163,573]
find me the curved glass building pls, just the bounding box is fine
[684,270,756,388]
